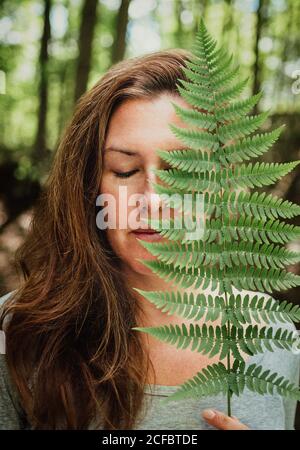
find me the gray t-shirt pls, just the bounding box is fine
[0,290,299,430]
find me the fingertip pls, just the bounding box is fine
[202,409,216,420]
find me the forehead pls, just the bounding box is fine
[104,94,192,156]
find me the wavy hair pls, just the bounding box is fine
[0,48,193,429]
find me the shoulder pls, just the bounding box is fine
[0,293,23,429]
[0,352,27,429]
[0,290,16,308]
[0,290,17,354]
[0,292,29,429]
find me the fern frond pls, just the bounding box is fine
[153,168,220,192]
[132,323,234,360]
[216,93,262,122]
[237,363,300,400]
[136,259,221,291]
[224,266,300,293]
[138,239,300,270]
[137,259,300,294]
[132,288,224,322]
[159,362,229,403]
[203,216,300,246]
[142,182,215,217]
[156,148,220,173]
[168,124,219,151]
[132,322,298,363]
[215,77,249,103]
[170,101,217,130]
[165,189,300,221]
[235,324,299,354]
[222,160,300,190]
[139,213,300,246]
[132,18,300,415]
[158,361,300,404]
[147,171,300,224]
[176,84,215,112]
[132,289,300,326]
[212,65,240,91]
[221,126,284,163]
[210,53,234,78]
[228,294,300,325]
[222,190,300,220]
[218,112,269,142]
[180,66,211,87]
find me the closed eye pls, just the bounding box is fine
[113,169,139,178]
[112,166,172,178]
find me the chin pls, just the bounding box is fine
[129,261,157,276]
[126,247,157,274]
[107,230,159,276]
[123,246,159,276]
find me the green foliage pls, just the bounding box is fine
[131,19,300,413]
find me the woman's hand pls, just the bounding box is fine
[202,409,250,430]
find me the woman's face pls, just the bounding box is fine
[100,93,192,276]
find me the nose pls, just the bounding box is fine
[141,166,168,223]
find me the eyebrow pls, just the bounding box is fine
[104,145,188,156]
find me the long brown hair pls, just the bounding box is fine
[0,48,193,429]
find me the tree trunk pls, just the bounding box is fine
[252,0,268,112]
[32,0,51,164]
[221,0,234,52]
[74,0,98,103]
[111,0,131,64]
[274,0,293,107]
[174,0,184,47]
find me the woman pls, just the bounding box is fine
[0,49,298,430]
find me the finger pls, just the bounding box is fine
[201,409,249,430]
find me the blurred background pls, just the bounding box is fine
[0,0,299,425]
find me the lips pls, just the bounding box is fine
[132,229,158,234]
[131,228,163,241]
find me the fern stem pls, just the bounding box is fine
[216,106,232,415]
[225,290,232,417]
[212,50,232,415]
[222,169,232,418]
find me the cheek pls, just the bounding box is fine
[100,176,124,252]
[99,175,116,197]
[100,178,123,227]
[106,228,126,260]
[99,175,135,250]
[100,175,146,229]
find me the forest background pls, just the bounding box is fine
[0,0,299,427]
